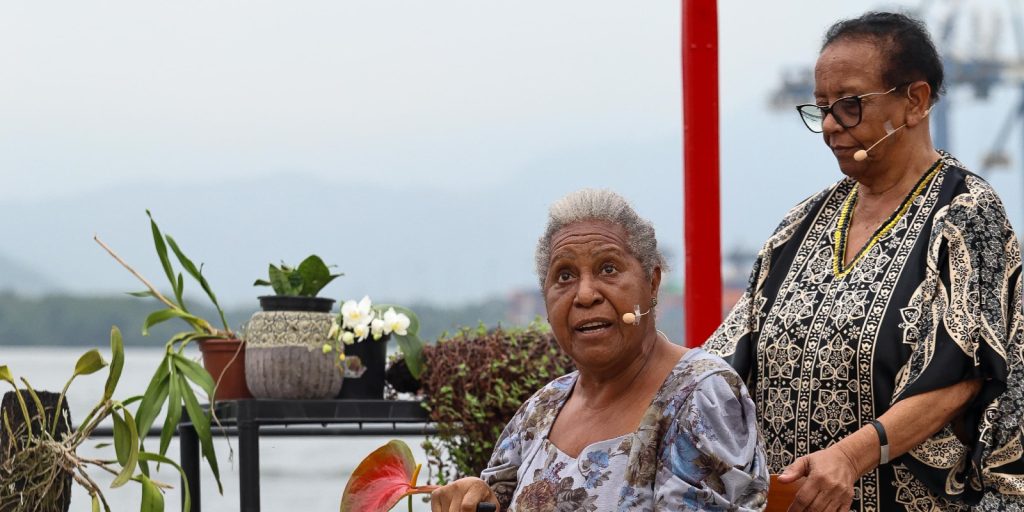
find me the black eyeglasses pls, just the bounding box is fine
[795,85,900,133]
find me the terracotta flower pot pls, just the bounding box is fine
[198,338,253,401]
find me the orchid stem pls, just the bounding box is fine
[93,235,178,311]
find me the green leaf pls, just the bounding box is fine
[21,380,47,432]
[0,365,12,384]
[172,354,215,400]
[297,255,341,296]
[74,349,108,377]
[160,370,182,456]
[179,376,222,492]
[112,410,131,465]
[139,474,165,512]
[139,451,190,512]
[134,356,171,442]
[253,279,272,287]
[142,308,203,336]
[111,408,140,488]
[103,326,125,401]
[91,494,100,512]
[166,234,230,332]
[146,210,183,306]
[177,273,188,312]
[268,264,299,295]
[127,290,156,298]
[393,333,426,379]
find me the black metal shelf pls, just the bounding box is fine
[177,399,432,512]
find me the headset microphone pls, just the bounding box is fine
[854,121,905,161]
[622,305,651,325]
[853,107,933,162]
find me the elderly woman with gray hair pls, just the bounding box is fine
[430,189,768,512]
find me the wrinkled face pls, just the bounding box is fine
[814,38,908,176]
[542,220,660,371]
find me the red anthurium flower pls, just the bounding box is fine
[340,439,439,512]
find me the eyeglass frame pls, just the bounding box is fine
[795,84,905,133]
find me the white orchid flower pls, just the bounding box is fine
[341,296,374,328]
[352,322,370,342]
[341,331,356,345]
[371,318,385,340]
[383,307,410,336]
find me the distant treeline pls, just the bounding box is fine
[0,292,520,348]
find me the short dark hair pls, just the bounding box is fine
[823,11,944,104]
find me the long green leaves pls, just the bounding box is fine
[132,350,223,493]
[0,365,34,442]
[147,210,185,309]
[138,452,191,512]
[142,309,206,336]
[135,355,171,441]
[166,235,230,333]
[179,378,222,493]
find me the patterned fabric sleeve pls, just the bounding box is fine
[480,399,530,510]
[891,175,1024,505]
[704,187,832,380]
[653,370,769,511]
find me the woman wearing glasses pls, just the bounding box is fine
[705,11,1023,512]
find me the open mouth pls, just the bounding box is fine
[575,321,612,333]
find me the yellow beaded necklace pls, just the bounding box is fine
[832,160,943,278]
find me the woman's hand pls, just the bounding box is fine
[430,477,500,512]
[777,445,859,512]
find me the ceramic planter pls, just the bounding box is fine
[244,296,341,399]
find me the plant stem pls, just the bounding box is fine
[93,235,178,311]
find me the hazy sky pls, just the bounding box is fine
[1,0,1021,304]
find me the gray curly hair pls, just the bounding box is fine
[535,188,668,286]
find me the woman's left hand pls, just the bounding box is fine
[777,445,859,512]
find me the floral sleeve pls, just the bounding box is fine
[479,396,530,509]
[653,370,769,511]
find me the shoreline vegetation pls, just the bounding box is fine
[0,291,686,348]
[0,292,521,347]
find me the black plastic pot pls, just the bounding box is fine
[258,295,335,312]
[338,337,389,399]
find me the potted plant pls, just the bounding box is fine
[0,326,223,511]
[418,320,574,484]
[244,255,344,399]
[326,296,426,399]
[95,210,251,400]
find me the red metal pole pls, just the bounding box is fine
[682,0,721,347]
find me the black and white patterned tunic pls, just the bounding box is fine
[705,153,1024,510]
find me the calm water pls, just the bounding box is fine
[1,347,434,511]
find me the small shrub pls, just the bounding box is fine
[419,320,574,484]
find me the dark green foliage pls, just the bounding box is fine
[253,255,342,297]
[0,292,255,347]
[419,321,575,484]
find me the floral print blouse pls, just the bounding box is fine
[480,349,769,511]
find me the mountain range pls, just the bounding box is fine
[0,136,684,307]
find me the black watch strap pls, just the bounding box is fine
[870,419,890,464]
